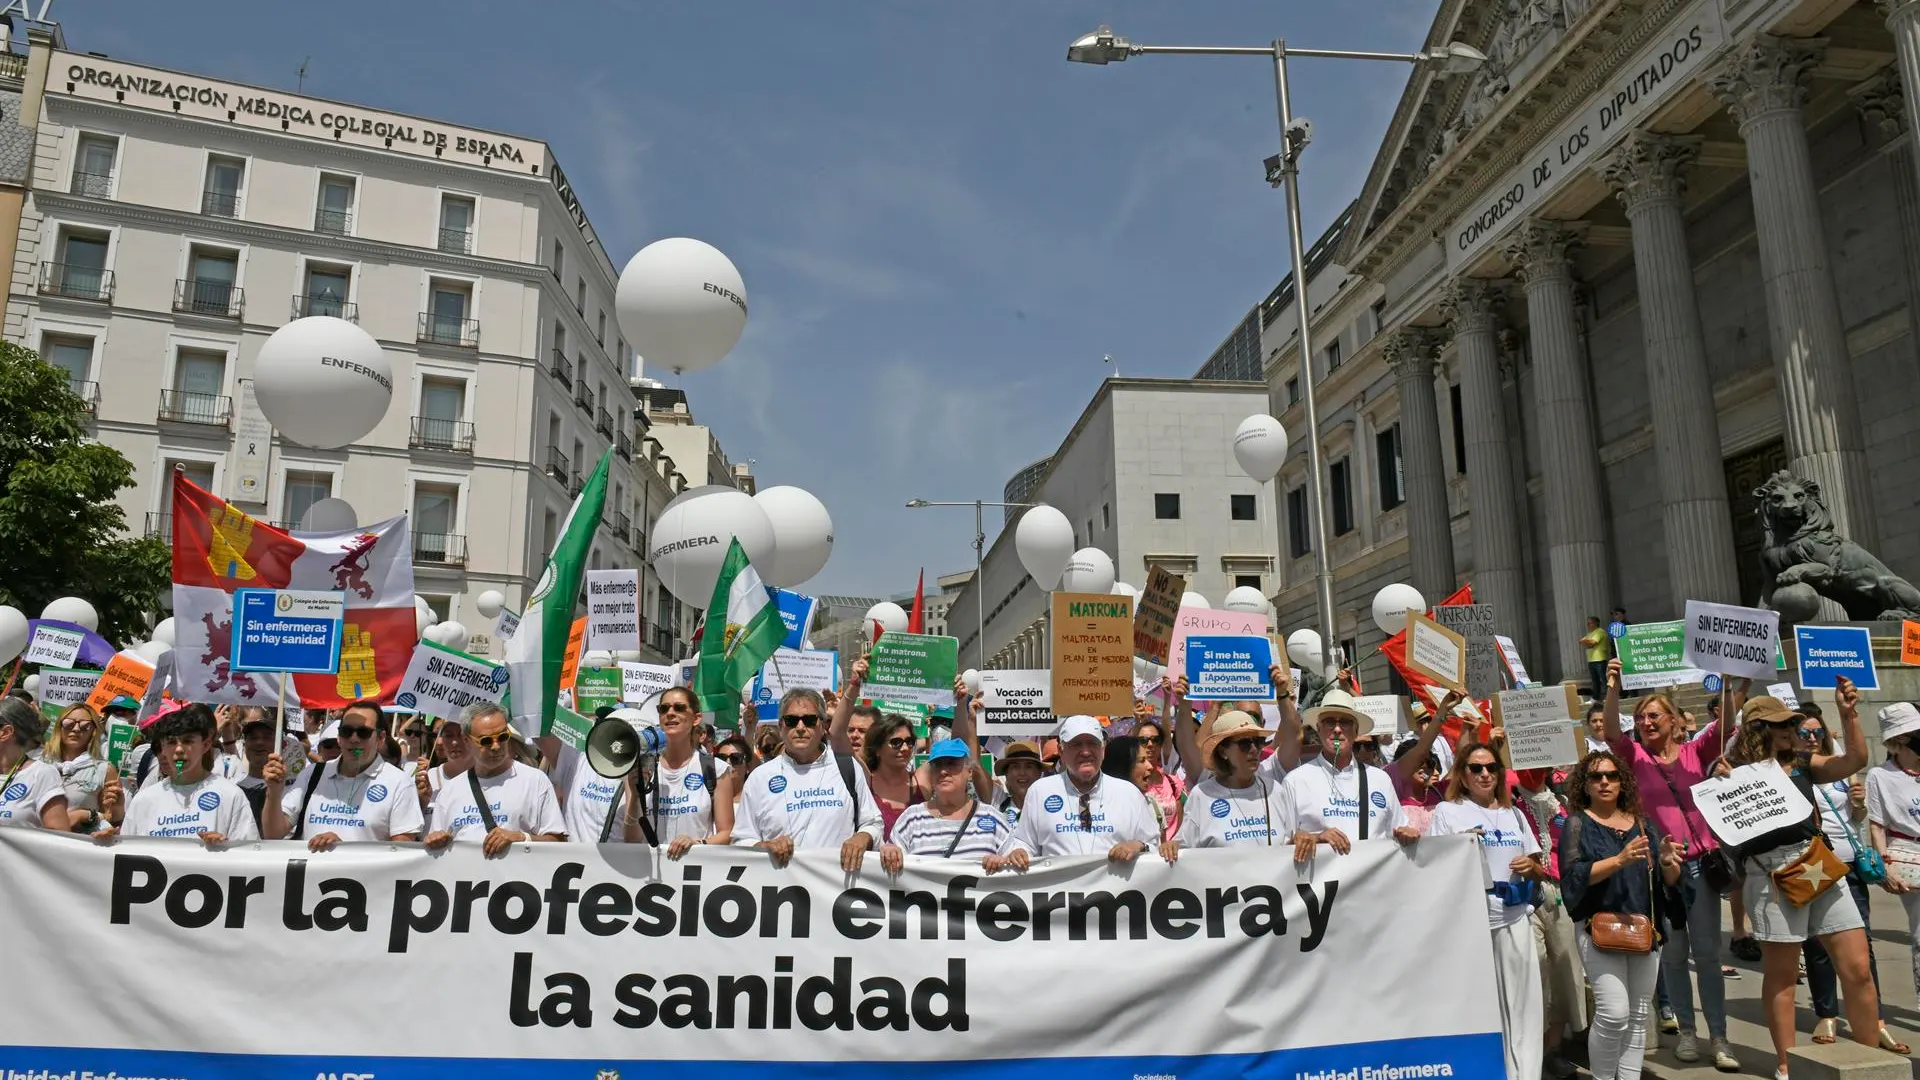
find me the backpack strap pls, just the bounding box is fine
[467,768,499,833]
[289,761,329,840]
[135,745,155,789]
[1357,764,1370,841]
[700,750,717,804]
[836,750,860,833]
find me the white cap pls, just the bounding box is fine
[310,719,340,748]
[1057,715,1105,745]
[1880,702,1920,744]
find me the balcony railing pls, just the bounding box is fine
[573,384,594,415]
[612,510,633,541]
[568,473,584,498]
[67,378,99,413]
[596,408,614,438]
[545,446,571,483]
[157,389,232,427]
[437,227,472,255]
[40,262,113,302]
[615,431,633,461]
[71,171,112,198]
[174,278,244,318]
[0,52,28,81]
[410,416,475,453]
[413,532,467,567]
[548,349,573,390]
[291,294,357,321]
[144,512,173,543]
[313,207,353,235]
[201,190,239,218]
[417,312,479,348]
[649,625,675,658]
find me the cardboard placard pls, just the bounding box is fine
[1183,635,1276,701]
[1132,565,1186,665]
[978,669,1053,736]
[394,639,511,721]
[23,624,85,668]
[1404,611,1467,691]
[621,661,682,705]
[584,569,642,654]
[86,651,155,713]
[34,667,103,717]
[1682,600,1781,683]
[1492,683,1580,728]
[559,616,587,691]
[1431,603,1501,698]
[1690,760,1816,849]
[1505,722,1580,771]
[1494,634,1531,688]
[1350,694,1407,739]
[1904,620,1920,667]
[1168,608,1270,678]
[1050,592,1134,715]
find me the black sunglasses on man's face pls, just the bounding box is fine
[782,713,821,730]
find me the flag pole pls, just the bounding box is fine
[0,657,21,698]
[274,672,287,751]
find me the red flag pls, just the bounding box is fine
[907,570,926,634]
[1378,583,1492,749]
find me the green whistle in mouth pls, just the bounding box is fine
[172,760,185,778]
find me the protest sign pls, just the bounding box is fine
[1766,682,1801,709]
[495,607,522,645]
[1794,625,1878,690]
[1493,683,1579,728]
[22,623,84,668]
[1682,600,1781,683]
[1905,620,1920,666]
[1051,592,1134,715]
[1494,634,1531,688]
[1491,685,1579,770]
[34,667,102,717]
[550,706,594,754]
[774,590,818,650]
[86,651,155,713]
[1616,620,1709,691]
[976,669,1052,736]
[1405,611,1467,691]
[620,661,681,705]
[1168,607,1269,678]
[103,720,135,767]
[584,569,642,654]
[395,639,511,720]
[1132,564,1186,664]
[750,650,840,721]
[865,632,959,707]
[1505,722,1580,770]
[559,616,587,692]
[1184,635,1276,701]
[0,829,1506,1080]
[1691,759,1816,849]
[571,666,623,717]
[1350,694,1406,738]
[1432,603,1501,698]
[232,589,345,674]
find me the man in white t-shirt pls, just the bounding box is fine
[106,703,258,845]
[1280,689,1418,862]
[735,688,881,870]
[425,705,566,856]
[991,716,1158,871]
[263,699,423,850]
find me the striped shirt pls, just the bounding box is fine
[891,802,1014,860]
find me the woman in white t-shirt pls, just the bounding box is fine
[1426,739,1547,1080]
[36,703,119,833]
[0,698,71,831]
[1163,709,1285,856]
[882,739,1014,868]
[1867,702,1920,1014]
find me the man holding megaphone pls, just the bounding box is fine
[561,686,735,852]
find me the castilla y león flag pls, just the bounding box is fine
[170,473,417,706]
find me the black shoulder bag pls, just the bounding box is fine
[942,800,979,858]
[1654,761,1738,895]
[289,762,329,841]
[466,769,500,833]
[1356,765,1371,841]
[835,751,862,833]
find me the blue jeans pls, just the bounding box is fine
[1661,855,1728,1039]
[1804,872,1882,1020]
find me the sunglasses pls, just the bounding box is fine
[471,733,512,750]
[1585,770,1621,783]
[1762,719,1797,731]
[781,713,821,729]
[1138,734,1164,746]
[1797,726,1823,740]
[715,752,745,767]
[336,724,377,740]
[885,736,914,750]
[1222,737,1265,753]
[404,727,427,738]
[660,701,695,714]
[1464,762,1499,776]
[60,719,96,731]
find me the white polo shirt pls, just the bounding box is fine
[1279,754,1405,840]
[1007,772,1159,857]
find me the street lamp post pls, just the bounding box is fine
[905,498,1035,668]
[1067,26,1484,671]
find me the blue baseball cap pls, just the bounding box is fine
[926,738,970,762]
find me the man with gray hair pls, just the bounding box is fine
[735,687,881,871]
[424,703,565,856]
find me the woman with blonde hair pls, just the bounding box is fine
[36,703,121,834]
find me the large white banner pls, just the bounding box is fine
[0,831,1503,1079]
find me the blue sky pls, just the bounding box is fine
[71,1,1433,597]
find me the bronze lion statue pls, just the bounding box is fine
[1756,470,1920,623]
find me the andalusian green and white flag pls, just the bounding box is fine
[506,449,610,736]
[696,538,784,708]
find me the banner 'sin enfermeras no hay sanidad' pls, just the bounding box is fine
[168,472,416,707]
[0,830,1504,1080]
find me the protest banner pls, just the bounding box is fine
[559,616,587,692]
[865,632,959,707]
[978,669,1051,736]
[1490,685,1579,770]
[1051,592,1134,715]
[1184,635,1276,701]
[23,623,85,668]
[1505,722,1580,770]
[1432,603,1501,698]
[1167,607,1269,678]
[1682,600,1780,683]
[1766,682,1801,709]
[1494,634,1531,688]
[1794,625,1878,690]
[774,589,818,650]
[621,661,682,705]
[394,639,511,720]
[571,667,624,717]
[496,607,522,645]
[1493,683,1579,728]
[584,569,642,654]
[86,651,155,713]
[1132,564,1186,664]
[103,720,135,767]
[34,667,103,717]
[1616,620,1709,691]
[749,650,840,721]
[0,829,1505,1080]
[1906,620,1920,666]
[1405,611,1466,691]
[231,588,345,674]
[550,706,594,754]
[1350,694,1406,739]
[1691,759,1816,849]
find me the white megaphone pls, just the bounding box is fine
[586,706,668,779]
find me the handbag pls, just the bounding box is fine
[1769,834,1849,907]
[1580,815,1655,953]
[1814,782,1885,885]
[1654,761,1740,895]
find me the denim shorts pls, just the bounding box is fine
[1743,841,1866,944]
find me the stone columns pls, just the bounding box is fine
[1505,220,1612,683]
[1710,36,1879,545]
[1439,279,1528,656]
[1879,0,1920,192]
[1384,328,1457,600]
[1601,132,1743,610]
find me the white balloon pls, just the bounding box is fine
[865,602,908,642]
[438,622,469,652]
[475,590,507,619]
[647,485,775,606]
[415,608,434,636]
[1371,583,1428,636]
[1232,414,1289,482]
[252,316,393,449]
[298,497,358,533]
[1110,582,1140,602]
[151,617,177,647]
[1013,506,1074,590]
[21,673,38,694]
[134,639,171,664]
[41,596,98,631]
[421,622,446,644]
[0,606,27,664]
[1286,628,1325,673]
[1179,591,1210,610]
[1223,586,1269,615]
[580,650,614,670]
[1060,548,1116,594]
[753,486,834,588]
[961,668,982,695]
[613,649,642,663]
[615,238,748,376]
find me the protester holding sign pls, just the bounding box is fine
[735,688,882,871]
[35,703,120,834]
[993,715,1157,869]
[107,703,255,845]
[0,698,70,831]
[1163,709,1286,856]
[1722,681,1877,1079]
[881,739,1013,868]
[1866,702,1920,1023]
[1597,657,1738,1068]
[1280,689,1418,863]
[263,700,423,850]
[424,704,566,855]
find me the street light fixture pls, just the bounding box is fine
[905,498,1035,668]
[1067,24,1485,673]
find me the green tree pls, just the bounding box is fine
[0,341,169,645]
